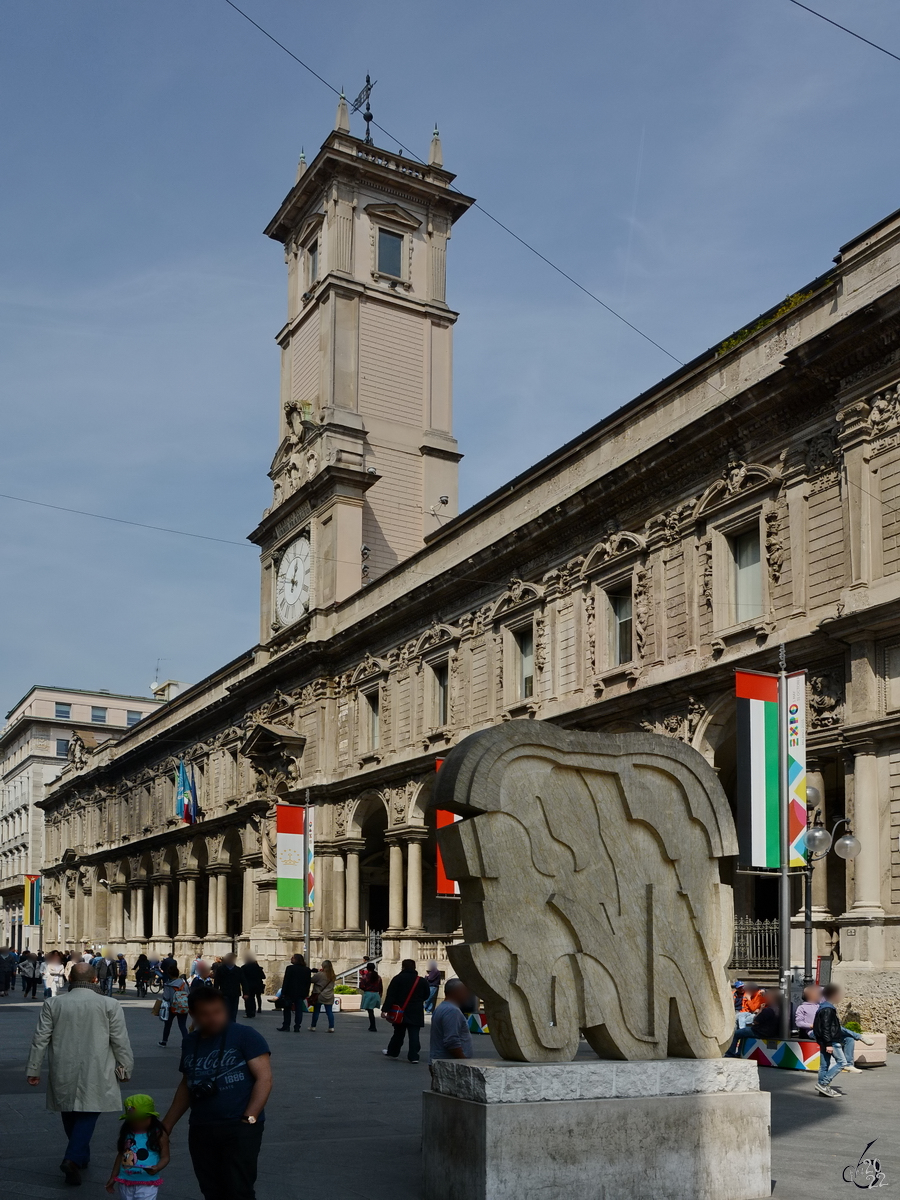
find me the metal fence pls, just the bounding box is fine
[728,917,779,972]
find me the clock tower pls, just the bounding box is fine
[250,97,475,643]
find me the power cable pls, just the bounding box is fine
[785,0,900,65]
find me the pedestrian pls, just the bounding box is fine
[42,950,67,998]
[309,960,337,1032]
[19,951,42,1000]
[277,954,311,1032]
[740,982,765,1014]
[0,945,17,995]
[240,955,266,1019]
[160,952,177,974]
[161,987,272,1200]
[190,962,216,993]
[106,1093,170,1199]
[26,961,134,1187]
[158,964,191,1047]
[795,984,821,1037]
[429,979,474,1063]
[423,960,441,1014]
[117,955,128,995]
[101,949,118,996]
[189,954,206,981]
[381,958,430,1064]
[359,962,383,1032]
[813,982,876,1096]
[212,953,243,1023]
[134,955,152,999]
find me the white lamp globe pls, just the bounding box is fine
[834,833,862,860]
[804,826,832,854]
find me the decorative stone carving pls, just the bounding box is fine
[433,721,737,1062]
[240,722,306,797]
[808,669,844,729]
[490,577,544,620]
[582,524,646,572]
[67,730,97,771]
[534,612,547,672]
[648,503,693,546]
[868,386,900,435]
[334,799,353,838]
[542,557,584,596]
[583,591,597,676]
[694,454,775,517]
[633,568,651,659]
[640,696,706,745]
[697,538,713,611]
[764,508,784,585]
[805,433,835,475]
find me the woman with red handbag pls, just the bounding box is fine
[381,960,430,1064]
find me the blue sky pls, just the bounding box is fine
[1,0,898,712]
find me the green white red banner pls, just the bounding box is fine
[276,804,314,909]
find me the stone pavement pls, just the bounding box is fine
[0,990,896,1199]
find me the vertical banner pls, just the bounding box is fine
[436,809,461,897]
[736,670,780,868]
[305,806,315,910]
[276,805,308,909]
[23,875,41,925]
[787,671,808,867]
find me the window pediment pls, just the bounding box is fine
[582,530,646,576]
[490,577,545,621]
[364,203,421,231]
[694,457,777,519]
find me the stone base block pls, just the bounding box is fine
[855,1032,887,1066]
[423,1060,771,1200]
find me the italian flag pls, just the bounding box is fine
[276,804,307,909]
[736,670,780,868]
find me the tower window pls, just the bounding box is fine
[433,660,449,727]
[608,589,633,666]
[307,241,318,284]
[377,229,403,278]
[514,626,534,700]
[732,527,762,621]
[365,689,381,750]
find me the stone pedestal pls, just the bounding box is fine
[423,1059,771,1200]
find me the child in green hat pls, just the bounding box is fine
[105,1094,170,1198]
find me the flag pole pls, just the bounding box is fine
[778,642,791,1040]
[303,787,311,964]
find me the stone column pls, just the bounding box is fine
[241,866,255,935]
[159,882,169,938]
[109,886,126,941]
[333,853,346,931]
[59,876,70,948]
[206,874,220,937]
[177,879,187,937]
[216,873,229,937]
[184,875,198,938]
[405,834,426,932]
[344,843,363,932]
[387,840,405,931]
[130,883,147,941]
[849,744,883,914]
[806,767,831,919]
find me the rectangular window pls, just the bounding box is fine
[307,241,318,284]
[515,626,534,699]
[733,527,762,621]
[91,706,107,723]
[433,661,449,727]
[377,228,403,278]
[126,710,142,727]
[366,690,381,750]
[54,703,71,720]
[56,739,69,758]
[609,590,633,666]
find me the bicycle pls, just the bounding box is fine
[146,974,163,995]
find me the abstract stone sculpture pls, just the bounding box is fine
[433,721,738,1063]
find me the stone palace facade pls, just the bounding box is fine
[38,101,900,1039]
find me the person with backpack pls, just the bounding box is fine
[813,983,876,1097]
[381,959,430,1064]
[359,962,383,1032]
[158,964,191,1047]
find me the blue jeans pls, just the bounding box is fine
[725,1027,757,1057]
[424,985,438,1014]
[61,1111,100,1166]
[311,1003,334,1029]
[818,1043,847,1087]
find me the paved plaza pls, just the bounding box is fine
[0,991,896,1199]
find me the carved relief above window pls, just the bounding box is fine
[693,451,777,519]
[809,668,845,728]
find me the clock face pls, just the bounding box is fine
[275,536,311,625]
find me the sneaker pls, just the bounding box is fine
[327,1027,334,1033]
[860,1034,876,1046]
[408,1058,420,1064]
[842,1065,863,1074]
[157,1041,167,1047]
[60,1160,82,1186]
[276,1027,290,1033]
[815,1083,842,1097]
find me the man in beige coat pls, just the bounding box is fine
[27,961,134,1186]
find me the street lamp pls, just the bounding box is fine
[802,804,861,982]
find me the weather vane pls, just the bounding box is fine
[351,74,376,145]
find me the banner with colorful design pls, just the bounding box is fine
[736,670,781,868]
[175,760,198,825]
[276,804,314,909]
[23,874,41,926]
[436,809,461,897]
[786,671,808,867]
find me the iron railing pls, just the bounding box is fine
[728,917,779,973]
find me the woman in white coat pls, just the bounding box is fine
[41,950,67,998]
[26,962,134,1187]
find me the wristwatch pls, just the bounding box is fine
[241,1115,257,1125]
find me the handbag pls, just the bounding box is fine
[384,977,421,1026]
[158,999,170,1021]
[151,998,162,1017]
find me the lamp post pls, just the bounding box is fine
[802,800,861,983]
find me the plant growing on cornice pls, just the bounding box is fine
[716,290,815,357]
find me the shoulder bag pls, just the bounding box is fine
[384,977,421,1026]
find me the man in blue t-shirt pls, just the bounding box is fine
[162,988,271,1200]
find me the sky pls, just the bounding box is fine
[1,0,899,714]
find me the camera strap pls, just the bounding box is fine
[189,1029,228,1090]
